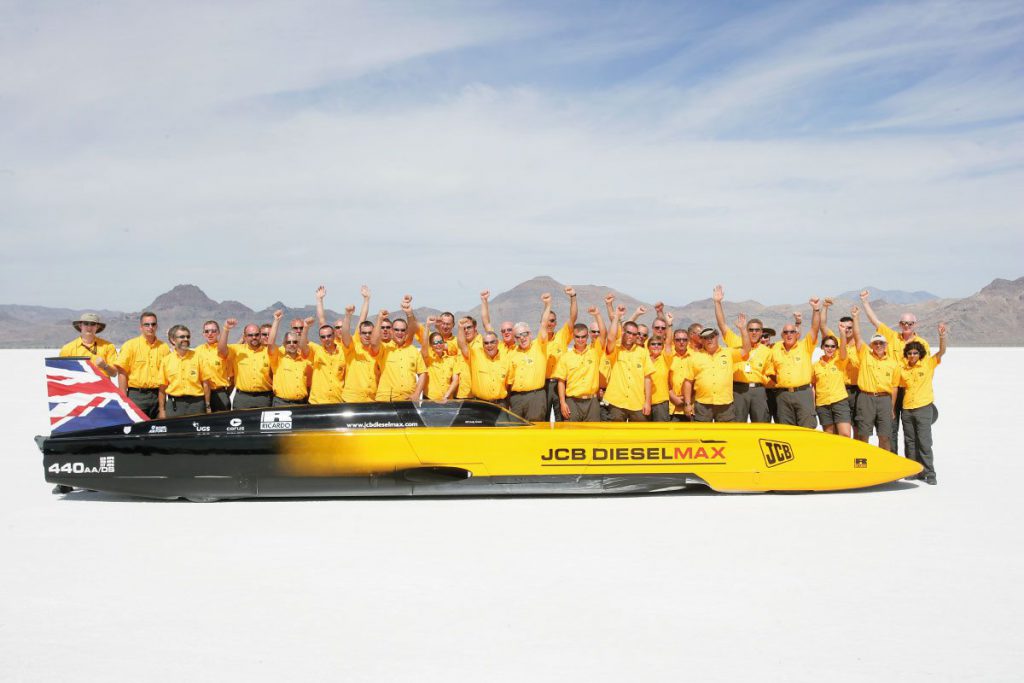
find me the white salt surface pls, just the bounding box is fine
[1,349,1021,682]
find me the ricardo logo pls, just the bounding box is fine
[260,410,293,431]
[760,439,794,468]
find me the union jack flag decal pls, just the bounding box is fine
[46,357,149,434]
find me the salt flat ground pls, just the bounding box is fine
[1,349,1020,682]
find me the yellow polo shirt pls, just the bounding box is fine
[375,344,426,401]
[552,345,603,398]
[498,340,516,360]
[723,329,771,384]
[116,336,170,389]
[668,353,692,416]
[424,351,459,401]
[161,350,206,397]
[509,339,549,392]
[603,343,655,412]
[877,323,931,368]
[649,352,671,404]
[812,356,849,407]
[308,342,347,404]
[766,335,815,388]
[455,354,472,399]
[271,352,312,401]
[545,324,572,378]
[60,337,118,377]
[342,337,379,403]
[900,355,940,410]
[228,343,275,393]
[856,346,900,394]
[466,346,512,401]
[825,328,859,385]
[685,346,745,406]
[196,342,232,389]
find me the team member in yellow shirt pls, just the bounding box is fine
[603,305,654,422]
[859,289,932,452]
[336,296,379,403]
[543,287,578,422]
[301,322,346,404]
[667,328,695,422]
[219,310,282,410]
[271,320,314,405]
[647,334,673,422]
[899,324,947,485]
[115,311,170,418]
[553,306,605,421]
[60,313,118,377]
[683,321,750,423]
[713,285,772,423]
[371,311,426,401]
[850,305,900,451]
[196,320,233,412]
[811,333,851,437]
[458,319,512,408]
[479,289,520,359]
[158,325,208,418]
[819,298,860,427]
[764,298,822,428]
[507,293,555,421]
[422,332,460,402]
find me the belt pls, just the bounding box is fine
[780,384,811,393]
[209,385,231,392]
[128,387,158,393]
[237,390,272,397]
[568,394,596,400]
[733,382,763,388]
[510,388,544,395]
[168,394,203,400]
[866,391,891,397]
[845,384,858,390]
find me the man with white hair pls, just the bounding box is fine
[507,294,554,421]
[60,312,117,377]
[859,290,931,453]
[158,325,208,418]
[763,298,822,428]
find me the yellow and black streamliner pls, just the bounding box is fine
[38,399,921,501]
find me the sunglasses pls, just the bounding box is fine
[782,330,798,335]
[380,325,392,330]
[899,321,916,327]
[649,342,664,348]
[245,333,259,338]
[573,334,589,339]
[500,328,513,333]
[906,350,921,355]
[141,322,158,327]
[432,339,445,345]
[203,329,218,334]
[319,334,332,340]
[285,340,299,344]
[515,332,530,338]
[653,325,667,330]
[589,329,599,334]
[823,344,837,349]
[748,327,762,333]
[483,340,498,345]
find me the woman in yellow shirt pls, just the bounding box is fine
[899,324,947,485]
[811,334,851,437]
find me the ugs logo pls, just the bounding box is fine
[260,410,293,431]
[760,439,794,468]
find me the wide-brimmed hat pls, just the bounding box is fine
[73,312,106,333]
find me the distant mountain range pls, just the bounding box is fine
[3,277,1021,348]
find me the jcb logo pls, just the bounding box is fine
[760,439,794,468]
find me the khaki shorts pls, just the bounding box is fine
[815,398,851,427]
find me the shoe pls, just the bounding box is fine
[923,473,937,485]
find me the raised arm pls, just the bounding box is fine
[712,284,729,334]
[629,305,647,323]
[538,292,553,342]
[299,316,314,357]
[819,297,832,340]
[859,290,882,329]
[838,323,848,360]
[589,306,607,347]
[935,322,948,361]
[737,313,751,357]
[218,318,236,359]
[604,292,616,327]
[369,309,387,352]
[850,305,864,350]
[457,317,471,358]
[358,285,371,325]
[315,285,327,327]
[565,286,578,329]
[808,298,821,345]
[401,294,419,341]
[480,290,494,333]
[267,310,283,354]
[338,304,355,348]
[606,305,624,355]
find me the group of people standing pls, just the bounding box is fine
[60,283,946,484]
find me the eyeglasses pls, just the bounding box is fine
[906,350,921,355]
[432,340,445,345]
[871,341,887,345]
[260,332,270,337]
[653,325,667,330]
[291,326,303,331]
[589,329,599,335]
[500,328,513,333]
[285,340,299,345]
[782,330,798,335]
[649,342,664,348]
[245,333,259,338]
[747,327,762,333]
[822,344,837,349]
[203,328,218,334]
[141,322,157,327]
[483,340,498,345]
[176,335,190,340]
[359,331,372,336]
[674,337,687,343]
[380,325,392,330]
[623,330,638,336]
[319,334,333,339]
[573,334,589,339]
[899,321,916,327]
[514,332,530,338]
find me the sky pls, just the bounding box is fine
[2,0,1022,312]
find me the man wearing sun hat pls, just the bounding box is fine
[849,305,900,451]
[60,313,118,377]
